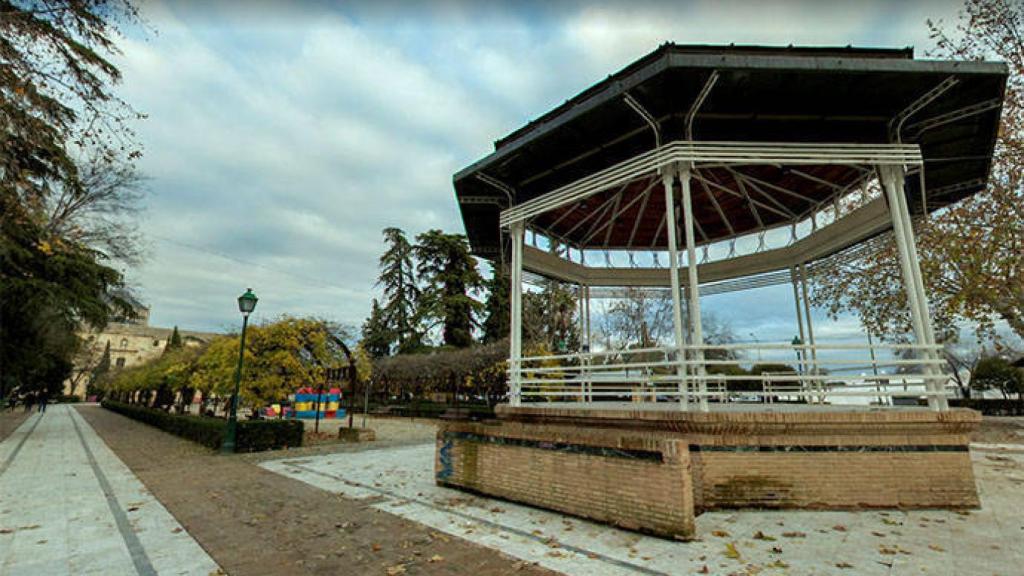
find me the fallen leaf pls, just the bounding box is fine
[832,524,847,532]
[928,544,945,552]
[697,566,710,574]
[753,531,776,541]
[871,531,886,538]
[836,562,854,569]
[711,530,731,538]
[546,550,565,558]
[372,543,382,552]
[781,531,806,538]
[385,565,406,575]
[770,546,783,554]
[429,555,444,563]
[879,545,898,555]
[171,527,183,534]
[724,542,741,560]
[882,518,901,526]
[769,559,789,568]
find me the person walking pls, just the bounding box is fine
[37,390,48,413]
[23,392,34,413]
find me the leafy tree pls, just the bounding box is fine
[971,356,1024,398]
[1,0,144,397]
[376,227,420,352]
[523,279,578,352]
[414,230,483,348]
[812,0,1024,342]
[481,263,510,344]
[361,299,392,357]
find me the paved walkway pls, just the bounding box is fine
[264,442,1024,576]
[0,405,220,575]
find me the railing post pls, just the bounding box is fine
[663,165,689,410]
[509,222,524,407]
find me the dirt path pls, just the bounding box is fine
[76,405,553,576]
[0,409,30,443]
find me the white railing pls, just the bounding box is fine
[510,342,949,409]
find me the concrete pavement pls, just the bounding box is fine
[0,404,220,576]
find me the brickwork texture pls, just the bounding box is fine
[435,408,981,540]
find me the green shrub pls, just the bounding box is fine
[236,419,303,452]
[101,400,303,452]
[57,395,81,403]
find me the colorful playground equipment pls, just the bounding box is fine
[288,386,345,419]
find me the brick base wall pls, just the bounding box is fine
[435,407,981,539]
[436,421,695,539]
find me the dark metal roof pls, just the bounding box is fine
[454,43,1007,259]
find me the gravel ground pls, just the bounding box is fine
[0,409,31,443]
[75,405,553,576]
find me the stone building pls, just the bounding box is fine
[64,293,219,398]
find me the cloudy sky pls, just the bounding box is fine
[114,0,965,346]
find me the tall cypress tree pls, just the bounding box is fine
[164,325,182,353]
[361,299,392,357]
[481,263,510,343]
[377,227,420,353]
[414,230,483,348]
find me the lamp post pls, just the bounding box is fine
[221,288,258,454]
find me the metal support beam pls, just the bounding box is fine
[879,165,946,410]
[799,263,819,402]
[680,163,708,411]
[509,222,525,407]
[791,266,807,376]
[663,167,689,410]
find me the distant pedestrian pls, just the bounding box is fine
[37,390,48,413]
[23,393,34,413]
[6,392,16,412]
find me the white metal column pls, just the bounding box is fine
[879,165,946,410]
[790,266,807,376]
[509,222,524,407]
[799,263,820,402]
[680,162,708,411]
[663,167,689,410]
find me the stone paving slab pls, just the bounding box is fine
[262,441,1024,576]
[0,405,220,576]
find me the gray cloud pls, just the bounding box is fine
[113,0,961,335]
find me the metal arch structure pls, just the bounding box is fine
[454,44,1006,413]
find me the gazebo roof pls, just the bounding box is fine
[454,43,1007,259]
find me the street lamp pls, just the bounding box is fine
[221,288,258,453]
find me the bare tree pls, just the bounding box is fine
[44,156,147,264]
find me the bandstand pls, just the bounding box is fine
[437,45,1007,539]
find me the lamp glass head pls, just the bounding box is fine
[238,288,258,315]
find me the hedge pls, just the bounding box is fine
[101,400,303,452]
[946,398,1024,416]
[380,400,495,420]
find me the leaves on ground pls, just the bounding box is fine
[781,531,806,538]
[724,542,742,560]
[832,524,847,532]
[928,544,946,552]
[753,531,776,541]
[711,529,731,537]
[385,564,406,575]
[835,561,854,569]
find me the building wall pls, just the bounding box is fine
[64,323,218,398]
